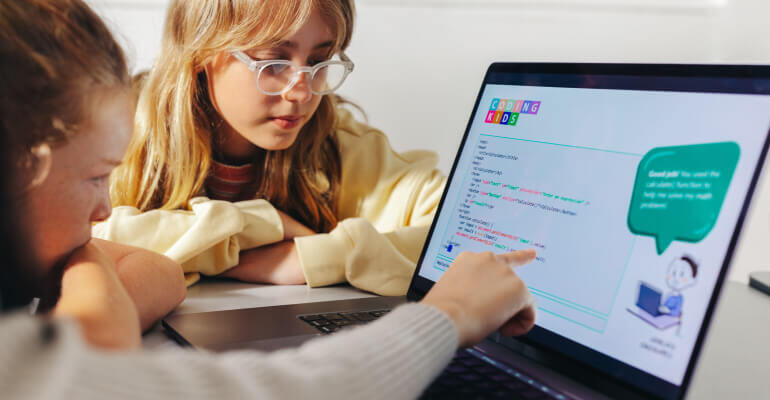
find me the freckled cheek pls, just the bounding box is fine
[32,201,88,264]
[64,194,94,235]
[218,89,271,127]
[214,68,268,115]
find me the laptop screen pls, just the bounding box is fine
[412,64,770,399]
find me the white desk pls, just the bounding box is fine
[144,280,770,399]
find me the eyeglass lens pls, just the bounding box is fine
[257,63,348,94]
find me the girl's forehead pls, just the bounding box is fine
[57,91,132,167]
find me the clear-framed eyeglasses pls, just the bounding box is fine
[231,50,355,96]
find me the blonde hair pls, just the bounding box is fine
[112,0,354,233]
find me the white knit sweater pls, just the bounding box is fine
[0,303,457,399]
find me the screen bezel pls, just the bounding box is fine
[406,62,770,400]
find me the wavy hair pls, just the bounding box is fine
[0,0,129,170]
[0,0,129,309]
[111,0,355,233]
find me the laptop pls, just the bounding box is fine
[636,282,663,317]
[627,282,681,331]
[163,63,770,399]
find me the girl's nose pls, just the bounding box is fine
[91,188,112,222]
[283,72,313,104]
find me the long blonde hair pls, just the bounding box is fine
[111,0,354,233]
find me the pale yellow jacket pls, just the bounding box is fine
[93,109,446,296]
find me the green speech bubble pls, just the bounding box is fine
[627,142,740,254]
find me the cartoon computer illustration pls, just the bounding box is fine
[659,255,698,317]
[628,255,699,330]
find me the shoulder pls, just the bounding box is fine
[332,106,381,144]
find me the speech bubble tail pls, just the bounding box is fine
[655,236,673,255]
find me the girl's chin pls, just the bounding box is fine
[259,132,299,151]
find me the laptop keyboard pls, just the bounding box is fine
[298,309,391,334]
[420,348,570,400]
[300,310,570,399]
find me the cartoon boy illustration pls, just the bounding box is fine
[659,255,698,317]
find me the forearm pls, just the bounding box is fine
[220,241,306,285]
[295,220,430,295]
[93,238,186,331]
[114,251,187,331]
[92,198,284,277]
[53,261,141,350]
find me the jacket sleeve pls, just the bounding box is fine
[93,197,284,285]
[294,109,447,296]
[1,303,457,400]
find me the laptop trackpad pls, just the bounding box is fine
[207,334,321,352]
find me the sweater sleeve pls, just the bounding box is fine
[295,109,447,296]
[1,303,458,400]
[92,197,284,285]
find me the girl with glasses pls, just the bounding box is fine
[99,0,447,295]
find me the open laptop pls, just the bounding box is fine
[163,63,770,399]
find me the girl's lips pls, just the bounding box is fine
[270,115,302,129]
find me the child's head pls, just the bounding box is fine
[117,0,355,233]
[0,0,131,292]
[208,6,354,153]
[666,255,698,292]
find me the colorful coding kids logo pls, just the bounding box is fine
[484,98,541,126]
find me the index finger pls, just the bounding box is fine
[495,248,537,268]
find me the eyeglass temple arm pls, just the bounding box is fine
[231,51,257,70]
[340,52,355,72]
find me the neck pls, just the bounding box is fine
[213,123,260,166]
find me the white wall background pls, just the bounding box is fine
[89,0,770,283]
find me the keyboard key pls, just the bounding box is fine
[298,309,392,335]
[370,310,389,317]
[351,312,376,321]
[446,364,467,374]
[475,381,497,391]
[459,373,482,382]
[502,380,527,391]
[461,357,484,367]
[476,365,498,375]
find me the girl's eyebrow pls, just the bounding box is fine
[275,40,334,50]
[101,157,122,166]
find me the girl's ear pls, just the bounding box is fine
[196,51,229,75]
[25,143,52,191]
[203,55,226,118]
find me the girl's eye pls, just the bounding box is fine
[89,174,110,184]
[264,63,291,76]
[309,57,331,66]
[253,52,288,61]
